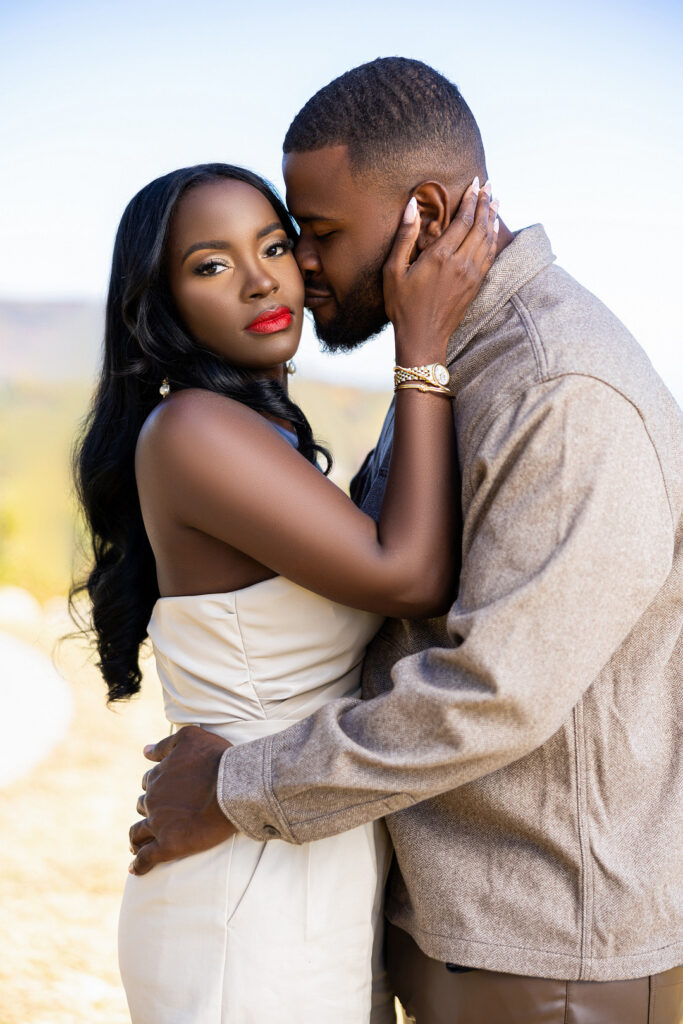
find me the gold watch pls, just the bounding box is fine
[393,363,451,389]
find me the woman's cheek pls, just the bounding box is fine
[289,262,306,307]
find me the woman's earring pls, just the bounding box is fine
[286,360,296,376]
[159,378,170,398]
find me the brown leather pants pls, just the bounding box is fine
[387,922,683,1024]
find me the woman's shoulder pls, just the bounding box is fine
[136,388,291,472]
[140,388,253,445]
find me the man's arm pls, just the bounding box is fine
[215,376,673,843]
[131,375,673,870]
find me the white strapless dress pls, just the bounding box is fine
[118,575,394,1023]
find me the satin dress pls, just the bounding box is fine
[118,574,394,1023]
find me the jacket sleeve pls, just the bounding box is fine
[217,376,674,843]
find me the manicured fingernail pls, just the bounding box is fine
[491,199,500,215]
[128,861,136,874]
[483,180,492,197]
[143,745,154,756]
[494,218,500,234]
[403,197,418,223]
[471,176,480,194]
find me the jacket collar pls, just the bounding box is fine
[447,224,555,364]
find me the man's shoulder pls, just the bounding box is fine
[455,259,677,466]
[514,262,644,379]
[511,263,680,459]
[477,259,644,386]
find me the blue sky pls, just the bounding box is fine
[1,0,681,399]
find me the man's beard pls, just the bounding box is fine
[312,250,389,353]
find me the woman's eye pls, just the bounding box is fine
[264,239,294,258]
[194,259,228,276]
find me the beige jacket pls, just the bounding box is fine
[219,225,682,981]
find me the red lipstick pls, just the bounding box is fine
[245,306,293,334]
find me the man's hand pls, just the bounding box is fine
[128,726,235,876]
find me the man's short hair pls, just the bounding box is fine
[283,56,486,187]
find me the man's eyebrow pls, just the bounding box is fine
[181,222,284,263]
[289,214,340,225]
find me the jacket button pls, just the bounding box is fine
[263,824,280,837]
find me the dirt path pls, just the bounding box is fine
[0,617,167,1023]
[0,630,73,788]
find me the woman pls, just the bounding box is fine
[73,163,497,1022]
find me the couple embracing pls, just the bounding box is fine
[74,58,682,1023]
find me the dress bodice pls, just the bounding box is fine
[123,576,393,1023]
[147,575,383,745]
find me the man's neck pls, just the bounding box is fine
[495,219,514,257]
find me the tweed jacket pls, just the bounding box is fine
[219,225,682,981]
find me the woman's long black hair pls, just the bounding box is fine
[72,163,331,703]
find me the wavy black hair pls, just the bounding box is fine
[72,163,330,703]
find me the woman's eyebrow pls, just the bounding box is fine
[256,220,285,239]
[181,222,284,264]
[181,240,228,263]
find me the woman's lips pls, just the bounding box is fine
[245,306,293,333]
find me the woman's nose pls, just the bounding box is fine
[241,264,279,300]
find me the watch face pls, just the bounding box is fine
[434,364,450,386]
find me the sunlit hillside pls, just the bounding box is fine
[0,380,91,600]
[0,300,392,602]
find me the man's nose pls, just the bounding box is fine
[294,236,322,276]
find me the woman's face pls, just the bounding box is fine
[167,178,304,373]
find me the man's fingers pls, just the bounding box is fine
[129,817,155,853]
[129,817,155,854]
[136,792,147,816]
[129,838,162,876]
[143,731,179,762]
[385,197,421,275]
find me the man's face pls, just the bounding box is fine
[283,146,403,351]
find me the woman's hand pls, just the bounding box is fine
[383,180,498,366]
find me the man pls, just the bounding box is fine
[130,58,682,1021]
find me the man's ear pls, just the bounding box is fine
[413,181,451,252]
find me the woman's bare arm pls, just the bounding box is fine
[139,187,497,617]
